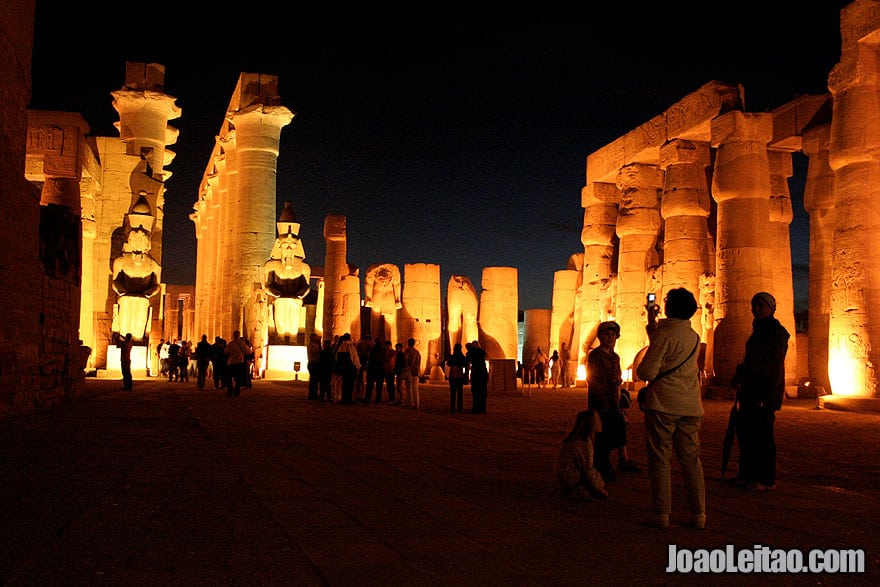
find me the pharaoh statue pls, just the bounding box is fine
[447,275,479,349]
[365,263,402,343]
[111,196,161,341]
[262,202,311,342]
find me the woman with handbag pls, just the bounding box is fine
[635,287,705,529]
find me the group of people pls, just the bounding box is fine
[149,332,253,396]
[445,341,489,414]
[555,288,789,531]
[304,333,425,409]
[523,342,571,391]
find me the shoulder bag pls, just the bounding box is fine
[637,336,700,411]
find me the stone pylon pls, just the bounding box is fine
[826,0,880,398]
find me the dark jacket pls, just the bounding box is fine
[733,316,790,411]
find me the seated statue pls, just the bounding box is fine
[263,231,311,341]
[112,227,161,341]
[365,263,402,342]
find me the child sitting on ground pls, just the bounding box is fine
[555,409,609,501]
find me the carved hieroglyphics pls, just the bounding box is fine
[190,72,293,358]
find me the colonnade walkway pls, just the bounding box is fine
[1,378,877,585]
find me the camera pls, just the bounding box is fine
[647,293,656,306]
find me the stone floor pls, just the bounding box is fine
[0,378,877,585]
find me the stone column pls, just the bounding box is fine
[401,263,442,375]
[577,182,619,370]
[479,266,518,361]
[111,63,180,185]
[322,213,351,340]
[768,150,798,385]
[615,163,663,371]
[550,269,578,354]
[802,124,834,391]
[522,308,552,373]
[659,139,713,380]
[826,0,880,397]
[710,110,775,385]
[215,145,236,337]
[658,140,711,328]
[227,105,293,338]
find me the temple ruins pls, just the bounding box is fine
[9,0,880,413]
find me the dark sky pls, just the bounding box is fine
[29,2,852,311]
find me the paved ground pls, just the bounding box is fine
[0,378,877,586]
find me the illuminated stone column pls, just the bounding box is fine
[401,263,442,375]
[522,308,552,372]
[191,168,217,339]
[577,182,619,370]
[322,214,359,340]
[710,110,775,385]
[227,101,293,342]
[80,177,97,370]
[111,63,180,186]
[615,163,663,371]
[659,139,714,378]
[659,140,711,326]
[447,275,479,349]
[802,124,834,391]
[826,0,880,397]
[550,269,578,356]
[479,266,518,360]
[215,145,236,337]
[768,150,798,385]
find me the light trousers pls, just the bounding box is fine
[644,410,705,519]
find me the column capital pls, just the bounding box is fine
[659,139,710,169]
[711,111,773,147]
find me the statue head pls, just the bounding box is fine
[123,228,151,260]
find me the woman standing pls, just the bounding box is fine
[636,287,704,529]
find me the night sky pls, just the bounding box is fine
[29,2,853,312]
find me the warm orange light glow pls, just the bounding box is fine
[577,364,587,381]
[828,345,865,398]
[263,345,309,380]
